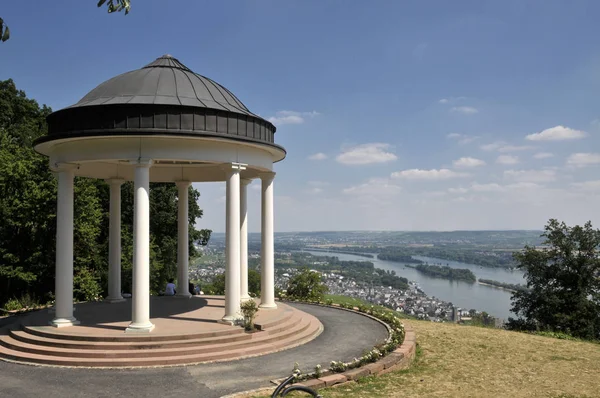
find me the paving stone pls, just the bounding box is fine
[318,373,348,386]
[297,379,325,390]
[343,367,370,380]
[363,362,384,375]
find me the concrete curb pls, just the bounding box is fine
[224,302,417,397]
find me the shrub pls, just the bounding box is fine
[240,299,259,331]
[286,268,328,302]
[3,298,22,312]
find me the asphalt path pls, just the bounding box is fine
[0,303,388,398]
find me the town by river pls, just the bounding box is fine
[303,250,525,320]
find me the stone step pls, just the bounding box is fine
[0,315,313,359]
[8,310,302,351]
[21,324,245,343]
[0,317,322,367]
[254,307,294,331]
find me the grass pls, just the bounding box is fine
[253,319,600,398]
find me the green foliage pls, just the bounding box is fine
[3,298,22,312]
[0,79,211,308]
[73,267,103,302]
[414,263,476,283]
[479,278,527,292]
[204,270,260,297]
[506,219,600,341]
[240,299,258,331]
[97,0,131,14]
[0,18,9,42]
[286,268,328,302]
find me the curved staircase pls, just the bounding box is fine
[0,302,323,368]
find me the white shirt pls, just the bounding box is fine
[165,282,176,296]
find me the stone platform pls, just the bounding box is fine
[0,296,322,368]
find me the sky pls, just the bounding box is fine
[2,1,600,232]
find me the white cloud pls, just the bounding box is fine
[391,168,469,180]
[504,169,556,182]
[447,133,479,145]
[267,110,320,126]
[336,143,397,165]
[343,178,401,196]
[439,96,467,104]
[496,155,519,165]
[571,180,600,192]
[308,152,328,161]
[450,106,478,115]
[481,141,504,151]
[525,125,587,141]
[533,152,554,159]
[453,157,485,168]
[566,153,600,167]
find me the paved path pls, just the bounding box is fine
[0,303,388,398]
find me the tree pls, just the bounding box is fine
[0,79,211,307]
[1,1,130,43]
[286,268,328,302]
[506,219,600,340]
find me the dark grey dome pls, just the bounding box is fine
[71,55,256,116]
[38,55,281,152]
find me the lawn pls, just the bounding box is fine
[254,319,600,398]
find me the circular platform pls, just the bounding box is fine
[0,297,322,368]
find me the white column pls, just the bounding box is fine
[259,172,277,309]
[105,178,125,303]
[222,163,244,324]
[176,181,192,298]
[127,159,154,333]
[240,179,251,301]
[51,165,79,327]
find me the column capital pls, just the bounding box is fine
[106,178,126,186]
[222,162,247,171]
[175,180,192,189]
[130,158,153,167]
[240,178,252,186]
[51,162,79,173]
[258,171,276,182]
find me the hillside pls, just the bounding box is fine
[264,320,600,398]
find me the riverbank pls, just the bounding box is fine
[302,250,522,320]
[478,281,518,293]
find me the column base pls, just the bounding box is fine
[50,317,80,328]
[104,296,125,303]
[175,292,192,298]
[48,306,76,314]
[259,302,277,310]
[125,322,155,333]
[240,294,252,302]
[219,315,243,326]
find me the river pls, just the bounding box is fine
[302,250,525,320]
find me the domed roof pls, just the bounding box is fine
[70,54,256,117]
[39,55,281,152]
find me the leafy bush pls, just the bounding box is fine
[240,299,259,331]
[3,298,22,311]
[286,268,328,302]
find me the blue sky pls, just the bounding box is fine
[2,1,600,232]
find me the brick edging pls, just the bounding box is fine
[296,325,416,390]
[282,301,417,390]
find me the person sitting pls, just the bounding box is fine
[165,278,176,296]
